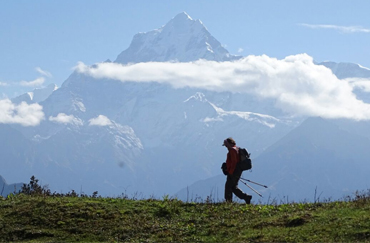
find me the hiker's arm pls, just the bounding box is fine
[227,148,239,174]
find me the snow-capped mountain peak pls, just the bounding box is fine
[170,11,193,23]
[163,12,203,34]
[115,12,240,64]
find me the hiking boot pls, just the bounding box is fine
[244,195,252,204]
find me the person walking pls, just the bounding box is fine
[222,137,252,204]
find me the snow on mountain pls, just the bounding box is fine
[208,102,280,128]
[319,61,370,79]
[115,12,241,64]
[11,83,58,104]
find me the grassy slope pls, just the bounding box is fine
[1,193,370,242]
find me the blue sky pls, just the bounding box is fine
[1,0,370,98]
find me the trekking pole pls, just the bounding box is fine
[240,178,268,188]
[239,180,263,197]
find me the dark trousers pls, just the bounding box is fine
[225,171,248,202]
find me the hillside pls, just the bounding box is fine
[1,186,370,242]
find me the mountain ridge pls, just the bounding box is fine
[318,61,370,79]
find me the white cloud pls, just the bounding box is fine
[36,67,52,78]
[1,67,51,90]
[20,77,45,87]
[76,54,370,121]
[347,78,370,92]
[299,23,370,33]
[237,48,244,53]
[49,113,83,126]
[0,99,44,126]
[88,115,112,126]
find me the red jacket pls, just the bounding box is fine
[226,146,239,175]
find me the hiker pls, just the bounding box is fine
[222,137,252,204]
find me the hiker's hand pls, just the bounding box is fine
[221,162,228,175]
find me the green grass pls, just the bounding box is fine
[1,191,370,242]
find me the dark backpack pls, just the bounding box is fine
[238,147,252,171]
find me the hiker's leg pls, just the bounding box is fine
[231,176,247,199]
[231,176,252,204]
[224,175,233,202]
